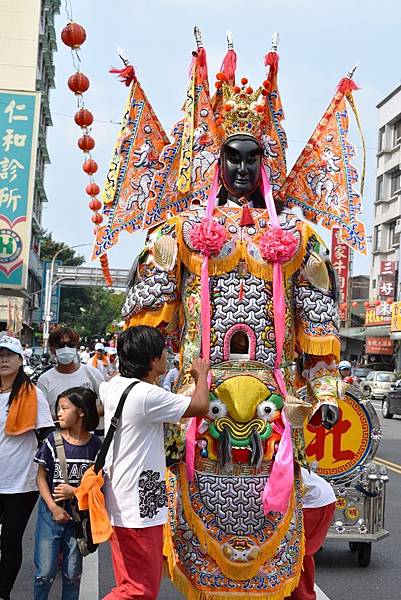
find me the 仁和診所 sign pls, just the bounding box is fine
[0,90,40,289]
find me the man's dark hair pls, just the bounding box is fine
[117,325,165,379]
[49,327,80,349]
[55,386,99,431]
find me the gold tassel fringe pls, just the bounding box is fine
[296,329,341,360]
[126,302,178,328]
[177,220,311,281]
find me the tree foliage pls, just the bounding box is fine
[39,233,124,340]
[59,286,124,340]
[40,231,85,266]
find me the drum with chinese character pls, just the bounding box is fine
[304,387,381,484]
[302,387,389,567]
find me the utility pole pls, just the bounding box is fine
[42,243,92,351]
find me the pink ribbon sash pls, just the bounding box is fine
[261,168,294,515]
[185,165,219,481]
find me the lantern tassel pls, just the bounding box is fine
[109,65,136,87]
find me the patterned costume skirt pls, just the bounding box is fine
[164,463,304,600]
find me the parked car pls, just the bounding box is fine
[382,380,401,419]
[361,371,397,400]
[352,367,373,381]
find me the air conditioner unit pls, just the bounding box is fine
[30,293,40,310]
[395,222,401,235]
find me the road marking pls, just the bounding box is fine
[80,553,331,600]
[316,585,332,599]
[375,456,401,475]
[80,551,98,600]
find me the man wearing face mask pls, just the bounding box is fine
[36,327,104,422]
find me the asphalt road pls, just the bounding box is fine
[12,401,401,600]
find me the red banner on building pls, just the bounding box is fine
[331,228,350,321]
[364,305,391,326]
[366,337,393,355]
[378,260,396,299]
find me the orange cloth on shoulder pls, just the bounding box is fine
[91,355,109,368]
[5,384,38,436]
[75,465,112,544]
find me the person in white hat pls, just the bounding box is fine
[0,335,53,600]
[90,343,112,380]
[105,346,119,378]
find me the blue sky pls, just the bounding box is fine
[44,0,401,275]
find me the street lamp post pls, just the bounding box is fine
[42,243,92,351]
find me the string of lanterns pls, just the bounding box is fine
[60,19,113,286]
[340,298,394,311]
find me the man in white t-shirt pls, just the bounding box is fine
[100,325,209,600]
[37,327,104,426]
[289,467,336,600]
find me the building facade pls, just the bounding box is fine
[371,84,401,300]
[0,0,60,340]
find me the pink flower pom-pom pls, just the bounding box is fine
[259,227,298,263]
[189,217,228,257]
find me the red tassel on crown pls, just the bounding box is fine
[264,51,279,75]
[220,48,237,85]
[337,77,359,95]
[109,64,137,87]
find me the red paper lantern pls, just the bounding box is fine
[61,22,87,49]
[91,213,103,225]
[78,135,95,152]
[351,301,358,308]
[89,198,102,211]
[74,108,94,128]
[386,297,394,304]
[86,182,100,196]
[68,72,90,95]
[83,159,98,175]
[364,301,370,308]
[375,300,381,306]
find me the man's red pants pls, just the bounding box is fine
[289,502,336,600]
[102,525,163,600]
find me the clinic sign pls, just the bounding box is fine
[0,90,40,289]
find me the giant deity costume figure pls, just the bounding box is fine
[93,30,366,600]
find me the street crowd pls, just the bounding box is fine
[0,325,336,600]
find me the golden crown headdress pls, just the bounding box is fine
[213,70,273,144]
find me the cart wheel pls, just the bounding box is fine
[356,542,371,567]
[349,542,358,554]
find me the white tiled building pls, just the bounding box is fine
[370,84,401,300]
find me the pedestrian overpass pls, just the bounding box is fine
[56,265,130,289]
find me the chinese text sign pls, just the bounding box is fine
[0,90,39,289]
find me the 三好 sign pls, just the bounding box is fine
[0,91,40,289]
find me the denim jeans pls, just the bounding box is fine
[33,498,82,600]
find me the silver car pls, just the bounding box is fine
[361,371,397,400]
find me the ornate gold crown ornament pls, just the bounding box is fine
[215,74,270,142]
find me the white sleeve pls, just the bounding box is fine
[35,387,54,429]
[36,372,48,397]
[144,385,191,424]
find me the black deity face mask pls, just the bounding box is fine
[220,136,262,199]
